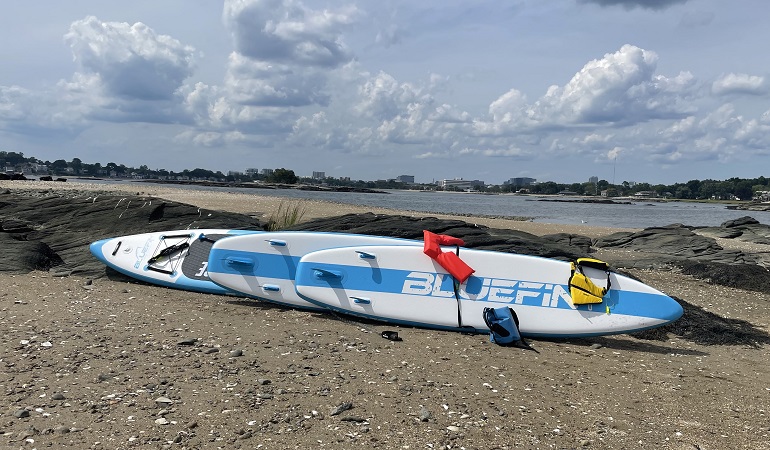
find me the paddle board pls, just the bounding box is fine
[294,245,684,338]
[206,231,423,310]
[90,229,261,295]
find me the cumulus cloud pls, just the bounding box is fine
[0,83,89,135]
[538,45,694,125]
[355,71,432,120]
[64,16,197,101]
[222,0,356,68]
[712,73,768,96]
[224,53,330,107]
[475,45,696,136]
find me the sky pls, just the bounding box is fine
[1,0,769,185]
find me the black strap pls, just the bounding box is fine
[146,266,174,275]
[148,242,190,264]
[452,245,463,328]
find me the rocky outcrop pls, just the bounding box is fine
[593,223,763,266]
[697,216,770,245]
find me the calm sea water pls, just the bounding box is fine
[105,180,769,229]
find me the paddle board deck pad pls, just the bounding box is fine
[206,232,423,310]
[295,245,683,338]
[90,229,261,295]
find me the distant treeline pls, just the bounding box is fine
[1,151,768,200]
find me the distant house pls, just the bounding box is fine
[754,191,770,202]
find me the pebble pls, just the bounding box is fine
[155,397,174,405]
[177,338,197,346]
[447,425,461,432]
[419,407,432,422]
[229,349,244,357]
[14,409,30,419]
[51,392,66,400]
[155,418,169,425]
[331,402,353,416]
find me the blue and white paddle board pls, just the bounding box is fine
[206,231,423,310]
[295,245,684,338]
[90,229,260,295]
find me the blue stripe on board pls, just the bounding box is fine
[295,261,682,322]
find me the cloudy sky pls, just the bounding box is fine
[1,0,768,185]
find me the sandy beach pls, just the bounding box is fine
[1,180,769,450]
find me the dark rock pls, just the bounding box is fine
[593,224,721,258]
[0,234,63,272]
[698,217,770,246]
[592,224,761,265]
[722,216,759,228]
[1,218,35,233]
[39,176,53,181]
[696,228,743,239]
[541,233,594,255]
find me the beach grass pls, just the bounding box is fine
[265,199,308,231]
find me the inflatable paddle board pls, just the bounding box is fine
[206,232,423,310]
[90,229,260,295]
[294,245,684,338]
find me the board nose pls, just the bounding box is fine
[89,238,112,262]
[659,296,684,323]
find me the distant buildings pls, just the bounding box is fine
[503,177,536,187]
[438,178,485,191]
[312,171,325,179]
[396,175,415,184]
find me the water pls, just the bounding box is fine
[94,179,770,229]
[256,190,768,229]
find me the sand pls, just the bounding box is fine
[1,180,769,449]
